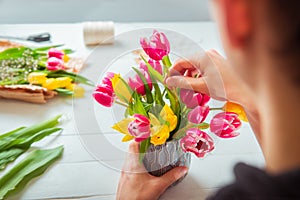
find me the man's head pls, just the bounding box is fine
[210,0,300,88]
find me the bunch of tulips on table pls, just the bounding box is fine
[0,45,92,96]
[93,30,248,159]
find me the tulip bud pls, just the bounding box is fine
[180,128,214,158]
[180,89,210,109]
[140,30,170,61]
[48,48,65,59]
[210,112,242,138]
[93,84,114,107]
[188,105,209,124]
[128,114,151,142]
[128,69,152,95]
[140,59,163,75]
[47,57,64,71]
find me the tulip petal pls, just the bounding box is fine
[112,118,134,135]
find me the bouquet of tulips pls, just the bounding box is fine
[93,30,247,159]
[0,44,92,97]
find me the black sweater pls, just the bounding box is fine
[207,163,300,200]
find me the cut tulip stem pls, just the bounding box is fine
[115,101,128,107]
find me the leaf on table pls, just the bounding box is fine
[0,148,25,170]
[0,115,61,151]
[0,146,64,200]
[0,116,62,170]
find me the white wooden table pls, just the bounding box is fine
[0,22,265,200]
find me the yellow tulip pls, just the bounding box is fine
[66,83,85,98]
[111,74,132,103]
[223,102,248,122]
[63,54,70,63]
[42,78,60,90]
[27,72,47,85]
[56,77,72,88]
[160,104,178,131]
[112,118,134,142]
[150,124,170,146]
[149,113,170,145]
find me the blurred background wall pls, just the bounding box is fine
[0,0,211,23]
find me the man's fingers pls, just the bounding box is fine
[128,141,140,154]
[166,76,209,95]
[169,52,213,77]
[159,167,188,190]
[123,142,147,173]
[169,59,197,76]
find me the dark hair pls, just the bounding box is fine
[266,0,300,84]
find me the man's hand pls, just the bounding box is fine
[116,142,188,200]
[166,50,261,143]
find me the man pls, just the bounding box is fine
[117,0,300,199]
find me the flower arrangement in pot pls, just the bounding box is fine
[93,30,247,183]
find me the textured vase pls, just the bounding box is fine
[143,139,191,186]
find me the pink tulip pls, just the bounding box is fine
[180,89,210,109]
[47,57,64,71]
[93,84,114,107]
[48,48,65,59]
[128,114,151,142]
[93,72,116,107]
[128,69,153,95]
[210,112,242,138]
[102,72,115,89]
[180,128,214,158]
[188,105,209,124]
[140,59,163,75]
[140,30,170,61]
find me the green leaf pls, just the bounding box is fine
[132,92,147,116]
[132,67,153,104]
[198,122,210,130]
[172,127,189,140]
[153,83,164,106]
[139,138,150,163]
[0,127,26,140]
[141,55,164,83]
[162,55,172,68]
[63,49,75,54]
[0,146,64,199]
[46,70,94,86]
[13,127,62,149]
[0,47,29,60]
[166,88,180,116]
[0,122,61,170]
[0,148,25,170]
[0,115,62,151]
[55,88,74,96]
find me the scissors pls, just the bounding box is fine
[0,32,51,42]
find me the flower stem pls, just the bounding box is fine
[115,101,128,107]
